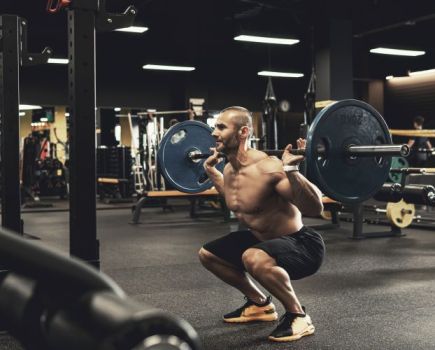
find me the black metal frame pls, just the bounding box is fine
[0,16,51,235]
[67,0,136,266]
[0,16,22,234]
[349,204,404,239]
[67,5,99,267]
[0,3,135,266]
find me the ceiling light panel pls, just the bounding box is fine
[234,35,299,45]
[143,64,195,71]
[370,47,425,56]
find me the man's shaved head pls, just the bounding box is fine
[219,106,253,133]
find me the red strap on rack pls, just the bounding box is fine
[46,0,71,13]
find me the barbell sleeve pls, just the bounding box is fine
[189,143,410,160]
[390,168,435,174]
[345,144,410,157]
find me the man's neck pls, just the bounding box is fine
[226,143,250,171]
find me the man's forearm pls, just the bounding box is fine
[286,171,323,215]
[205,167,225,195]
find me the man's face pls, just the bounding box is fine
[212,112,240,154]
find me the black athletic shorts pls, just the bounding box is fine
[203,226,325,280]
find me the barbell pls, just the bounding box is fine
[157,99,410,203]
[389,129,435,138]
[190,144,410,159]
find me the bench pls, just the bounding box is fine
[131,188,226,224]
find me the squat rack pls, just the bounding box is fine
[51,0,136,267]
[0,0,136,268]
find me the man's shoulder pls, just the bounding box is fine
[249,149,281,163]
[254,154,283,174]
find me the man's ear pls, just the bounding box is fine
[239,126,249,137]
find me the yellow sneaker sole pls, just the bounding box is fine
[224,312,278,323]
[268,325,315,342]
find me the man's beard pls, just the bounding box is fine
[217,136,238,154]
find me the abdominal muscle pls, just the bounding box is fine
[223,154,304,240]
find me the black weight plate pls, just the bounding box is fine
[388,157,409,183]
[157,121,224,193]
[306,99,392,203]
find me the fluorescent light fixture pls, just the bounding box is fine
[370,47,425,56]
[19,104,42,111]
[258,71,304,78]
[114,107,121,112]
[48,58,69,64]
[19,112,26,117]
[234,35,299,46]
[115,26,148,33]
[408,68,435,76]
[385,75,394,80]
[142,64,195,71]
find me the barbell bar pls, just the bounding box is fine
[116,109,199,119]
[390,167,435,175]
[157,99,408,203]
[389,129,435,138]
[189,144,410,160]
[137,109,193,116]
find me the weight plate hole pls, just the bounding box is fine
[188,148,202,163]
[170,130,187,144]
[198,172,210,184]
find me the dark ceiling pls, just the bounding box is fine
[2,1,435,94]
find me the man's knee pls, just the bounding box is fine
[242,248,274,276]
[198,247,215,267]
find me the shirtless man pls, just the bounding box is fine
[198,106,325,342]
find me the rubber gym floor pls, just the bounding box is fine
[1,201,435,349]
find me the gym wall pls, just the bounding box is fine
[385,74,435,130]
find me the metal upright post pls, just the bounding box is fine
[49,0,135,267]
[0,15,22,234]
[68,4,100,267]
